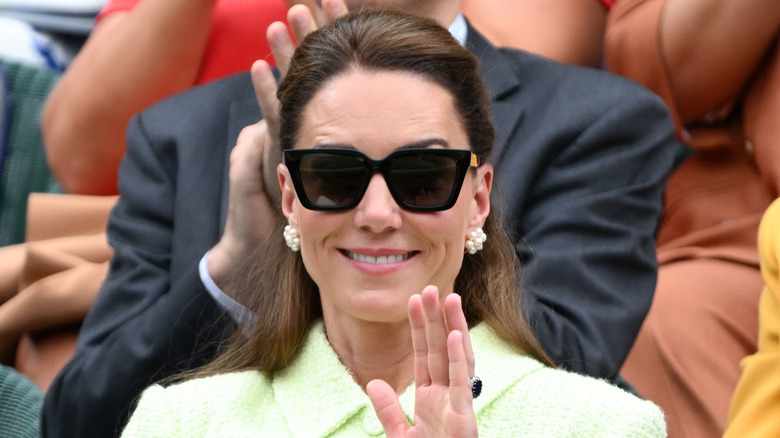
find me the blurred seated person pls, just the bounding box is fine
[724,198,780,437]
[41,0,316,195]
[120,10,666,437]
[42,0,678,436]
[604,0,780,436]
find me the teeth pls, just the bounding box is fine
[346,251,412,264]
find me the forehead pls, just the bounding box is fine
[297,69,466,156]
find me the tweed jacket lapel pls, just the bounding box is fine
[271,321,416,437]
[464,23,525,167]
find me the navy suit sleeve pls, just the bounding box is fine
[41,113,230,438]
[510,83,676,380]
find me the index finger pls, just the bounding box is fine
[251,60,279,128]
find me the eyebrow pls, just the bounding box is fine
[313,137,452,151]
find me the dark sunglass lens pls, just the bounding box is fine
[298,153,367,207]
[390,154,458,207]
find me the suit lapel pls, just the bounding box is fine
[465,23,525,166]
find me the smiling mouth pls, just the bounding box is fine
[342,250,416,265]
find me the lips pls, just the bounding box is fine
[342,250,415,265]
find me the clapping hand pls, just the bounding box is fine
[367,286,479,438]
[207,0,348,287]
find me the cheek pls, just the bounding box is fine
[430,227,467,295]
[431,194,477,266]
[298,211,326,250]
[294,208,321,261]
[421,214,468,265]
[296,209,345,271]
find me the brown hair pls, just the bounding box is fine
[195,8,552,379]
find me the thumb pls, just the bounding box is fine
[366,379,409,438]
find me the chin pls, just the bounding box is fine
[350,293,410,322]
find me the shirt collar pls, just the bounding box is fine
[448,13,468,46]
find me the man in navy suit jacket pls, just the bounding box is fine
[42,1,678,436]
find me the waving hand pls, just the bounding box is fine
[367,286,479,438]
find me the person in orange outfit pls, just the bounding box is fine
[462,0,613,68]
[604,1,780,436]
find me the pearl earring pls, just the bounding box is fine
[283,225,300,252]
[465,228,487,254]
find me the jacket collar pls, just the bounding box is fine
[270,321,395,437]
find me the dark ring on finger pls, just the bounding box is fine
[470,375,482,399]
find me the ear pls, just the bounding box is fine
[469,163,493,230]
[278,163,298,227]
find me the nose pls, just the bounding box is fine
[354,174,402,232]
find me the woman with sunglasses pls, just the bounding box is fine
[121,8,665,437]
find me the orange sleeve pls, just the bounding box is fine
[603,0,682,129]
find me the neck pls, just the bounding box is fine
[323,315,415,394]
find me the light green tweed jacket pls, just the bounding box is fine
[122,321,666,437]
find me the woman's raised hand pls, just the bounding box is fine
[367,286,478,438]
[255,0,350,202]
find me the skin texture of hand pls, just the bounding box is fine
[207,1,348,287]
[367,287,478,438]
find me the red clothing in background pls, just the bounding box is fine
[98,0,288,83]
